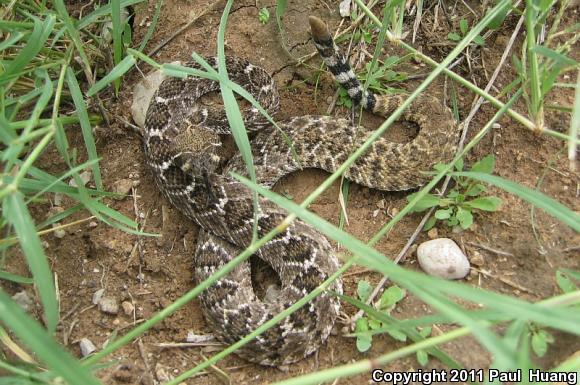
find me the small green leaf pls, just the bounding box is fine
[470,154,495,174]
[456,207,473,229]
[433,163,447,173]
[473,35,485,46]
[355,318,372,352]
[531,331,548,357]
[385,326,407,342]
[379,285,406,310]
[448,32,461,41]
[435,208,452,220]
[459,19,468,35]
[465,196,502,211]
[258,7,270,24]
[423,216,437,231]
[466,183,486,197]
[417,350,429,366]
[368,318,382,330]
[418,326,432,338]
[512,54,524,76]
[556,271,577,293]
[408,193,441,212]
[122,19,132,46]
[454,158,464,171]
[486,2,508,29]
[532,45,577,67]
[357,280,372,303]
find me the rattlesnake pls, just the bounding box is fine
[142,16,459,366]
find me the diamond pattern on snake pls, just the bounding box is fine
[142,16,459,366]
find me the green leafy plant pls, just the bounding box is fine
[336,57,409,108]
[448,18,485,46]
[556,269,580,294]
[408,154,503,230]
[528,324,555,358]
[258,7,270,24]
[354,282,407,352]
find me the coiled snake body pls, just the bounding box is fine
[143,17,459,365]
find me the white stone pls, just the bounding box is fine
[79,338,97,357]
[131,61,181,128]
[417,238,470,279]
[339,0,351,17]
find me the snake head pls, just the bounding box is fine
[170,126,221,174]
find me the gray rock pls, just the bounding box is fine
[121,301,134,316]
[417,238,470,279]
[79,338,97,357]
[112,178,133,199]
[98,297,119,314]
[131,62,181,128]
[92,288,105,305]
[12,291,33,311]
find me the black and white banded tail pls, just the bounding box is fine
[309,16,376,111]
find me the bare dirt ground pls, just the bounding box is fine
[3,1,579,384]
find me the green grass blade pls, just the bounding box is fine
[78,0,144,29]
[0,290,100,385]
[66,68,102,190]
[2,192,58,333]
[0,270,33,284]
[0,31,24,51]
[570,70,579,170]
[111,0,123,93]
[214,0,259,241]
[53,0,92,76]
[138,0,163,51]
[86,55,136,96]
[2,69,53,167]
[0,15,56,85]
[450,172,580,231]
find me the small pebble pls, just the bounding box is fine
[54,193,64,206]
[186,332,215,343]
[92,288,105,304]
[427,227,439,239]
[121,301,134,316]
[89,221,98,228]
[98,297,119,314]
[79,338,97,357]
[339,0,351,17]
[52,224,66,239]
[69,170,92,187]
[112,179,133,199]
[470,250,485,267]
[12,291,33,311]
[417,238,470,279]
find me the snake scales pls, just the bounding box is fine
[142,16,459,366]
